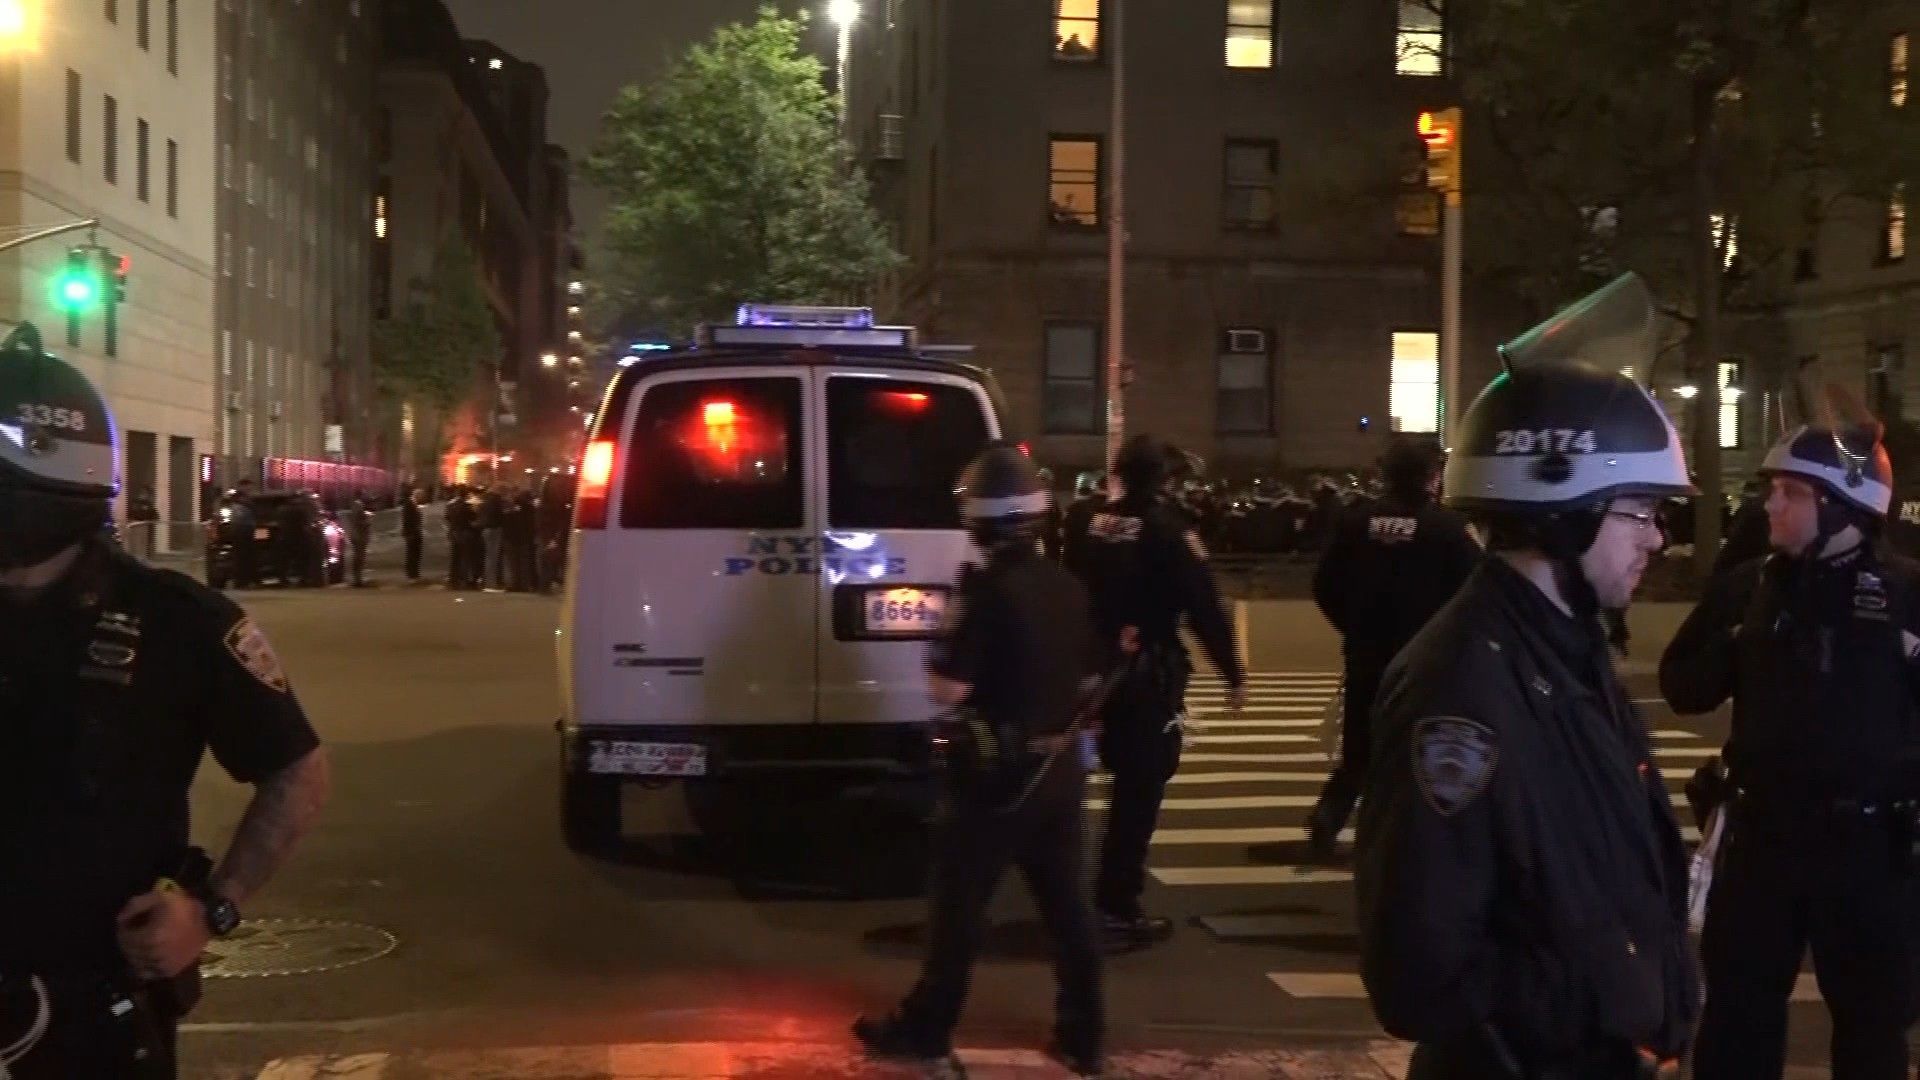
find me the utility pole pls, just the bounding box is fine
[1104,0,1127,469]
[1419,110,1463,444]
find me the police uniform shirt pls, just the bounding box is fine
[931,556,1099,740]
[0,545,320,970]
[1313,492,1480,662]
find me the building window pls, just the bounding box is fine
[1224,140,1278,230]
[1718,360,1743,449]
[105,0,117,24]
[220,143,231,188]
[1391,331,1441,433]
[1217,329,1272,434]
[165,138,177,217]
[1887,184,1908,263]
[1048,136,1101,227]
[266,257,274,299]
[135,118,149,202]
[373,194,387,239]
[65,71,80,164]
[245,78,256,121]
[1054,0,1099,60]
[220,54,231,99]
[167,0,177,74]
[1226,0,1274,69]
[221,232,232,276]
[1397,1,1445,76]
[1043,322,1103,434]
[245,244,254,288]
[136,0,149,49]
[102,95,118,185]
[1895,32,1910,107]
[245,160,254,204]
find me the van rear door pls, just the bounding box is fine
[567,366,817,727]
[814,371,997,725]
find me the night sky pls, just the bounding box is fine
[441,0,842,247]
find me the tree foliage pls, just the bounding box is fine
[1426,0,1920,566]
[583,6,901,330]
[371,239,503,413]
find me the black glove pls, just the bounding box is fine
[1684,756,1730,830]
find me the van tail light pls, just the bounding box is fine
[575,439,616,530]
[1017,442,1031,457]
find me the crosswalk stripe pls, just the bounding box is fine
[1179,751,1333,764]
[1154,865,1352,886]
[1266,970,1824,1003]
[1187,733,1318,745]
[1087,794,1316,811]
[1152,826,1350,845]
[1096,770,1322,786]
[1185,719,1323,729]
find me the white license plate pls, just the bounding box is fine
[253,528,271,541]
[863,587,948,635]
[587,741,708,777]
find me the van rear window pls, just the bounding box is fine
[827,378,990,529]
[619,377,804,529]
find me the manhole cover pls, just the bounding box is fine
[200,918,397,978]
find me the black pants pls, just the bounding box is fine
[896,767,1102,1056]
[349,537,368,584]
[403,531,422,580]
[12,982,178,1080]
[1693,822,1917,1080]
[1094,651,1188,918]
[1309,659,1383,838]
[1408,1032,1644,1080]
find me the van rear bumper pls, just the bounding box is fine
[559,721,937,782]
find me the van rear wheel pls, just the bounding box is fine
[561,769,622,855]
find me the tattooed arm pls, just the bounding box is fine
[210,745,331,904]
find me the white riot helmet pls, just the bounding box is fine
[1759,423,1892,519]
[0,322,120,568]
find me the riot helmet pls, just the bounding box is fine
[956,443,1050,554]
[0,323,119,569]
[1758,423,1892,520]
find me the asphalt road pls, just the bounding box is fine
[170,583,1846,1079]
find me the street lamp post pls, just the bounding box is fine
[828,0,859,134]
[1104,0,1127,469]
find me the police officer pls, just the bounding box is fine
[1355,274,1697,1078]
[1302,433,1478,861]
[1067,434,1245,948]
[1662,416,1920,1080]
[0,325,330,1079]
[854,445,1104,1077]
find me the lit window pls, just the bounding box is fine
[1217,329,1271,434]
[1226,0,1274,69]
[1711,213,1739,271]
[1391,331,1440,434]
[1223,140,1278,230]
[1719,361,1743,449]
[373,195,387,239]
[1048,137,1101,227]
[1396,1,1444,77]
[1054,0,1099,61]
[1894,32,1909,107]
[1888,184,1908,262]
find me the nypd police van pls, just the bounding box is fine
[556,305,1008,851]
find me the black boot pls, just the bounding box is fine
[851,1013,966,1077]
[1045,1040,1106,1077]
[1099,911,1174,950]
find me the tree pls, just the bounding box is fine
[371,239,504,472]
[1425,0,1920,571]
[582,6,901,331]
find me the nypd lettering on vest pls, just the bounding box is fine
[722,534,909,578]
[1369,516,1419,543]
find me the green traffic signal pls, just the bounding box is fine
[51,248,102,314]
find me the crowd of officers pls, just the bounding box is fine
[862,273,1920,1080]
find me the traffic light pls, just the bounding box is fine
[51,246,101,314]
[109,252,129,305]
[1418,107,1462,198]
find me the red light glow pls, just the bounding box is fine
[580,439,616,492]
[703,401,738,426]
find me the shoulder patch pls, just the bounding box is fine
[1412,716,1498,817]
[224,618,290,693]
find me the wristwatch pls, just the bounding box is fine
[189,883,242,937]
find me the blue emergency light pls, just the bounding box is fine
[735,304,876,329]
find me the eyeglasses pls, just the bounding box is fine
[1606,507,1663,532]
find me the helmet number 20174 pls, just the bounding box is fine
[18,403,87,433]
[1493,429,1597,455]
